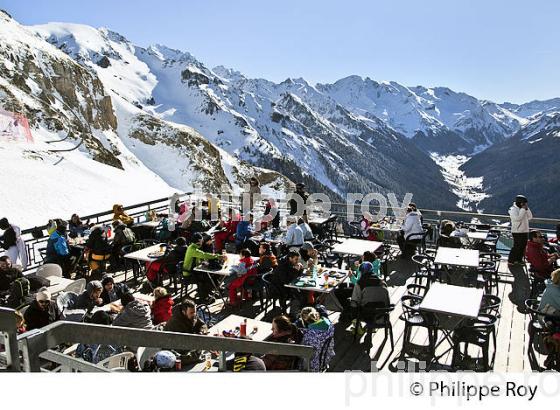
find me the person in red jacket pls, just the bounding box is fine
[526,230,559,279]
[214,210,241,253]
[227,249,256,306]
[152,287,174,325]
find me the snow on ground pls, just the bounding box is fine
[430,153,490,212]
[0,132,176,228]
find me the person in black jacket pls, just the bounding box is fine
[100,275,130,305]
[271,251,304,312]
[0,256,22,291]
[75,280,104,311]
[24,288,62,330]
[288,183,309,220]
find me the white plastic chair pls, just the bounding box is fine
[63,278,86,294]
[97,351,135,372]
[36,263,63,279]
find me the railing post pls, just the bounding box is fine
[20,329,48,372]
[3,330,20,372]
[301,356,310,372]
[219,351,227,372]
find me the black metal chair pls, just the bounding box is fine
[318,334,335,372]
[396,295,436,365]
[451,313,497,371]
[353,302,396,370]
[524,299,559,371]
[261,272,286,314]
[243,269,272,310]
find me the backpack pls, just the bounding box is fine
[7,277,31,308]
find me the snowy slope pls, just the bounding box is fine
[0,11,292,226]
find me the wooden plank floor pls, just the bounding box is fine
[107,254,542,372]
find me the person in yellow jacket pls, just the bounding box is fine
[112,204,134,226]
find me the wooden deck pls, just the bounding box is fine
[110,254,540,372]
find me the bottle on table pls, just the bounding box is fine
[240,319,247,337]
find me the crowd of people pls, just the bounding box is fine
[3,188,560,372]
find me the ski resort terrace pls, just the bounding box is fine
[1,194,559,372]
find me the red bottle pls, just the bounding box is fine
[240,319,247,337]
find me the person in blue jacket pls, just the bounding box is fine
[45,219,72,277]
[235,213,257,254]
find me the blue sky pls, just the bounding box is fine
[2,0,558,103]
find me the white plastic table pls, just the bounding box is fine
[419,283,483,319]
[434,247,480,268]
[207,314,272,342]
[332,238,383,256]
[124,244,167,263]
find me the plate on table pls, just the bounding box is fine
[294,278,316,287]
[147,251,165,258]
[325,270,345,279]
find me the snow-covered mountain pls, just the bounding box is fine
[317,76,525,154]
[2,9,559,219]
[0,11,292,225]
[460,111,560,218]
[29,20,460,209]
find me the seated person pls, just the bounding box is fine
[333,251,379,310]
[350,261,389,324]
[539,269,560,315]
[235,213,257,253]
[76,311,123,363]
[86,226,113,277]
[359,211,378,241]
[397,206,424,258]
[100,275,129,305]
[164,299,207,334]
[299,306,331,330]
[225,249,256,307]
[299,242,318,270]
[0,255,22,291]
[112,204,134,226]
[298,307,335,372]
[226,352,266,372]
[153,287,174,325]
[113,292,153,329]
[214,211,240,252]
[257,242,277,274]
[284,216,304,249]
[69,214,89,237]
[298,218,314,242]
[24,288,62,330]
[262,315,302,370]
[201,234,214,253]
[74,280,104,311]
[182,233,224,303]
[526,230,559,279]
[271,251,304,310]
[111,220,136,253]
[44,219,74,277]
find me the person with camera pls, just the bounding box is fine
[508,195,533,266]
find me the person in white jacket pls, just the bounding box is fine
[0,218,27,270]
[397,207,424,258]
[508,195,533,266]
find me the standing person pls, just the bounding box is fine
[0,217,28,270]
[246,177,261,212]
[508,195,533,266]
[288,183,309,221]
[263,198,280,229]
